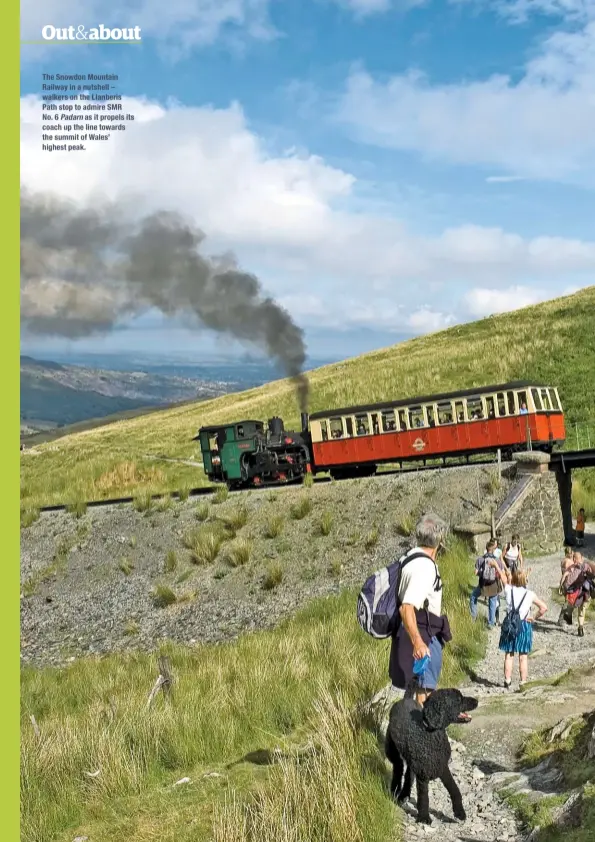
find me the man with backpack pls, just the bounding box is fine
[357,512,452,707]
[470,539,508,628]
[558,551,594,636]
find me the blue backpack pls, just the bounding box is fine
[500,589,527,640]
[357,550,439,639]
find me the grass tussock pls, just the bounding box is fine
[290,496,312,521]
[184,525,224,565]
[195,502,210,522]
[152,584,177,608]
[302,472,314,488]
[316,511,333,536]
[393,513,414,537]
[156,496,173,512]
[20,507,40,529]
[119,558,134,576]
[213,486,229,505]
[223,506,249,532]
[20,539,481,842]
[364,526,380,550]
[66,499,87,519]
[133,492,154,513]
[262,561,283,590]
[226,538,253,567]
[164,550,177,573]
[263,513,285,539]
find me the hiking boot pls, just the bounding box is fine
[578,626,585,638]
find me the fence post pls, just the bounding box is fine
[576,423,579,450]
[497,448,502,480]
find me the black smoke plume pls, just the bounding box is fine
[20,189,309,411]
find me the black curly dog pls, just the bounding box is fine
[385,683,478,825]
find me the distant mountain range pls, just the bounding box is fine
[20,355,242,434]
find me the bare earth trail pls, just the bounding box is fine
[385,528,595,841]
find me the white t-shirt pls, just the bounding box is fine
[504,584,535,620]
[398,548,442,616]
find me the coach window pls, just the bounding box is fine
[454,400,466,423]
[531,388,543,411]
[329,417,344,439]
[551,389,562,411]
[355,414,369,435]
[507,391,516,415]
[485,395,496,419]
[467,396,483,420]
[370,412,381,435]
[426,404,437,427]
[398,409,408,430]
[540,388,553,411]
[345,417,354,437]
[409,405,425,428]
[381,409,396,432]
[518,390,528,411]
[496,392,507,416]
[319,420,329,441]
[437,401,453,425]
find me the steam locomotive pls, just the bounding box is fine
[196,414,312,489]
[196,381,566,489]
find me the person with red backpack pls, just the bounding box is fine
[558,551,594,637]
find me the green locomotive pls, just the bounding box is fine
[197,415,312,488]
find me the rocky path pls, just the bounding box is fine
[383,530,595,841]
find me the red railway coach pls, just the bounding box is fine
[308,382,566,479]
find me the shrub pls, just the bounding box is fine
[195,502,209,521]
[226,538,252,567]
[152,584,177,608]
[290,496,312,520]
[164,550,177,573]
[213,485,229,505]
[263,513,285,539]
[317,511,333,536]
[263,561,283,590]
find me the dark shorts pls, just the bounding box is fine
[576,530,584,539]
[418,636,443,691]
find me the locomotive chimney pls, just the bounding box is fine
[301,412,309,433]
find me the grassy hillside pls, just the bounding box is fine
[21,287,595,510]
[21,539,483,842]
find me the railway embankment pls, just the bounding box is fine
[21,463,510,667]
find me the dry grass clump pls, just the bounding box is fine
[164,550,177,573]
[66,499,87,519]
[133,492,154,513]
[393,513,414,537]
[95,461,165,494]
[364,526,380,550]
[317,511,333,536]
[213,485,229,505]
[119,558,134,576]
[263,513,285,539]
[226,537,253,567]
[290,496,312,520]
[196,502,210,521]
[302,472,314,488]
[262,561,283,590]
[184,525,224,565]
[151,583,177,608]
[20,507,40,529]
[223,505,249,532]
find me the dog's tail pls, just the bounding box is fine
[404,677,421,699]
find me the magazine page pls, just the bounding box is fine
[18,2,595,841]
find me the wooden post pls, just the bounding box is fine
[491,509,496,540]
[30,715,40,738]
[497,448,501,480]
[476,477,482,509]
[146,656,174,709]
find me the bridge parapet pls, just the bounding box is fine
[513,450,551,475]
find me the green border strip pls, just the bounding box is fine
[4,2,19,838]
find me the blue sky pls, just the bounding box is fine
[20,0,595,364]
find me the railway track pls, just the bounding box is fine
[35,455,503,515]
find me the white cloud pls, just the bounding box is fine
[407,307,456,333]
[486,175,528,183]
[21,95,595,332]
[335,18,595,184]
[463,285,550,316]
[330,0,424,15]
